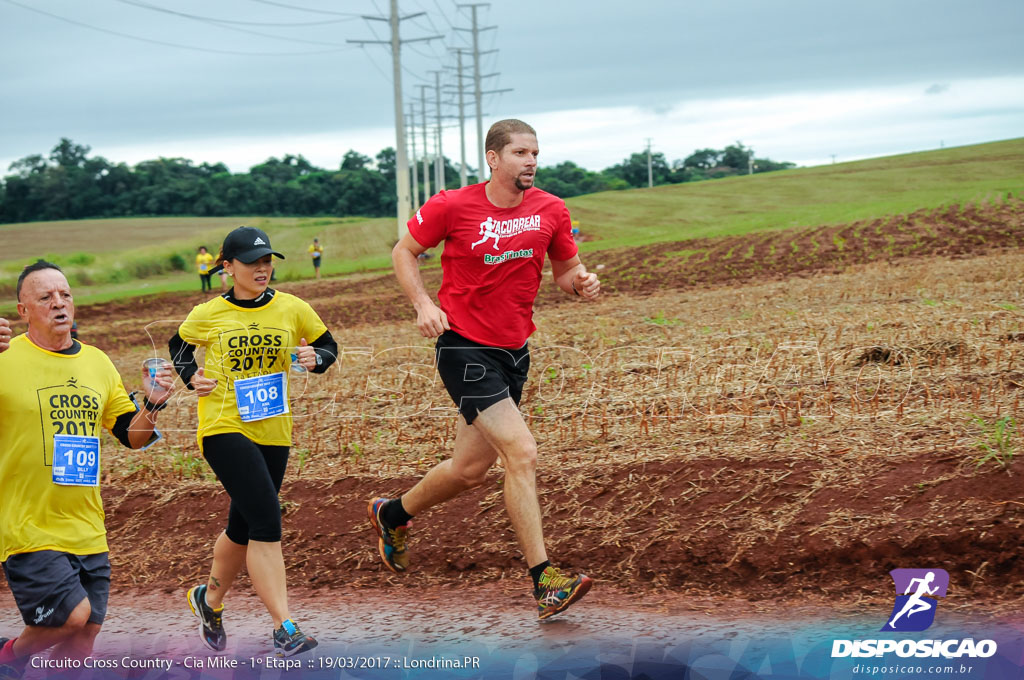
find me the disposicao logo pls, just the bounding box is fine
[831,568,997,659]
[882,568,948,632]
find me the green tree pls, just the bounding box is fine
[603,151,671,188]
[536,161,624,198]
[374,147,396,183]
[683,148,720,170]
[720,142,752,172]
[341,150,372,171]
[49,138,91,168]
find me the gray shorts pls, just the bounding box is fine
[2,551,110,627]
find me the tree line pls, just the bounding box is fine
[0,138,795,223]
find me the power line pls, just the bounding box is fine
[3,0,353,56]
[402,63,432,84]
[110,0,352,47]
[431,0,456,30]
[410,1,449,46]
[404,40,439,60]
[353,44,393,83]
[410,14,450,61]
[246,0,363,17]
[112,0,359,27]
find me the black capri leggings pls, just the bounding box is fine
[202,432,289,544]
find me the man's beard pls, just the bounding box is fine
[514,175,534,191]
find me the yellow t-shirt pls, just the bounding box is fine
[177,291,328,450]
[0,335,136,561]
[196,252,215,274]
[308,244,323,258]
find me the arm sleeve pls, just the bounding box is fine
[99,355,137,432]
[99,353,142,447]
[407,191,450,249]
[547,202,579,261]
[297,300,334,374]
[110,407,138,448]
[309,330,338,374]
[168,332,199,390]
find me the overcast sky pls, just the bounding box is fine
[1,0,1022,175]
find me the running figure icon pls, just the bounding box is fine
[470,217,502,250]
[887,571,939,629]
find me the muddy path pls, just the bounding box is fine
[3,587,1023,680]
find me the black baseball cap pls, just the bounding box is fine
[211,226,285,272]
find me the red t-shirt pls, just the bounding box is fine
[407,183,579,348]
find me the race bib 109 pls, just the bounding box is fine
[52,435,100,486]
[233,372,288,422]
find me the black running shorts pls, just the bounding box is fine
[434,329,530,425]
[2,551,110,627]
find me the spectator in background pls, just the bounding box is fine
[196,246,214,293]
[308,239,323,280]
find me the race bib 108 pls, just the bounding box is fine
[233,372,288,422]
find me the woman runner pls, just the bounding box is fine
[168,226,337,657]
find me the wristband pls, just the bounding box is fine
[143,396,168,412]
[571,279,581,296]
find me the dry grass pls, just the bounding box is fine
[84,248,1024,599]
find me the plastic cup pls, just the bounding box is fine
[289,350,307,373]
[143,358,172,394]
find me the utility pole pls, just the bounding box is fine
[646,138,653,188]
[748,146,754,175]
[452,48,468,186]
[456,4,495,181]
[408,102,419,207]
[432,70,444,191]
[418,84,431,197]
[348,0,441,239]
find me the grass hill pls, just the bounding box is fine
[568,137,1024,250]
[1,137,1021,309]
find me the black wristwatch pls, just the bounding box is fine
[143,396,168,412]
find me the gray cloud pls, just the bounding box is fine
[0,0,1021,171]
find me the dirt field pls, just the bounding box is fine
[6,197,1024,617]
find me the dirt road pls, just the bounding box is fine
[3,587,1023,679]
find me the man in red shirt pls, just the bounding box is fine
[369,119,601,620]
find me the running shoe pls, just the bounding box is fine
[0,638,21,680]
[367,497,410,573]
[273,619,318,657]
[534,566,593,620]
[186,584,227,651]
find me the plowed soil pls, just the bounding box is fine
[7,197,1024,616]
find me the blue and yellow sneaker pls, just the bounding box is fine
[0,637,24,680]
[367,498,410,573]
[535,566,592,620]
[186,584,227,651]
[273,619,318,657]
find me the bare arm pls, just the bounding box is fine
[550,255,600,300]
[126,407,161,449]
[392,233,450,337]
[0,317,10,352]
[126,364,175,448]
